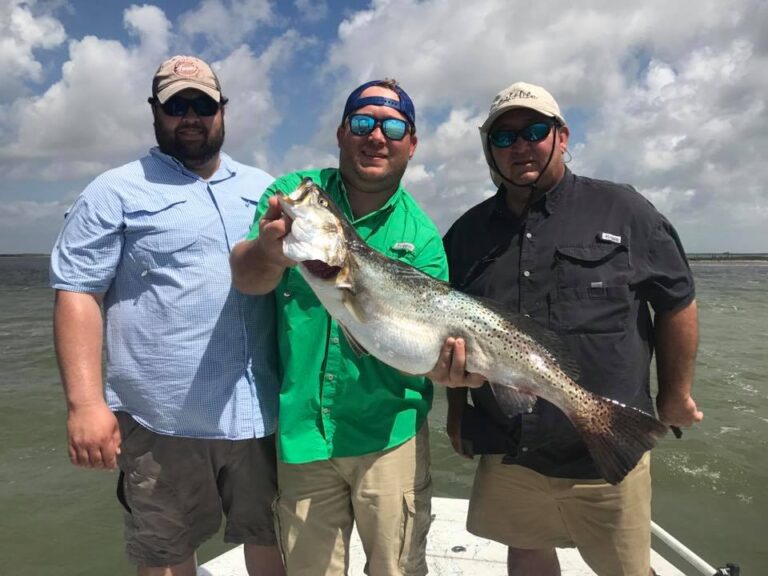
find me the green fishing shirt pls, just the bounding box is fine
[247,168,449,464]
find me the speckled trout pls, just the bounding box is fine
[277,177,668,484]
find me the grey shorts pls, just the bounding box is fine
[116,412,278,567]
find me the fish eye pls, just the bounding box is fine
[319,198,329,207]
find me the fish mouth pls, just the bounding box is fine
[302,259,341,279]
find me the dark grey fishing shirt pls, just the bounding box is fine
[443,168,695,479]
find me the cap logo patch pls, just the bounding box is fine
[174,60,200,77]
[496,88,537,106]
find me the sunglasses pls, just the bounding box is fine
[348,114,409,141]
[489,122,554,148]
[153,95,222,117]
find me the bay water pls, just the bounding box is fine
[0,255,765,574]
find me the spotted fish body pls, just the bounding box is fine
[278,178,668,484]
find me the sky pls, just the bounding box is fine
[1,0,766,254]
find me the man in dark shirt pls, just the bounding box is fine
[431,82,703,576]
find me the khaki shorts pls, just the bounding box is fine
[116,412,278,567]
[467,452,652,576]
[275,424,432,576]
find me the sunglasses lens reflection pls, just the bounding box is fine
[349,114,408,141]
[490,122,553,148]
[161,96,220,117]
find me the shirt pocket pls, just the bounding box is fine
[125,197,202,271]
[550,243,631,334]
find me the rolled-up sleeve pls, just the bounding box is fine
[50,183,124,294]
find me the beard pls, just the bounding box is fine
[154,120,225,168]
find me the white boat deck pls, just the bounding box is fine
[198,497,686,575]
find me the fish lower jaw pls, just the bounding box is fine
[301,260,341,280]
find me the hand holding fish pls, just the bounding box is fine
[258,196,297,269]
[231,196,296,295]
[657,392,704,428]
[427,337,486,389]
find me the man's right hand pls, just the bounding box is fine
[67,403,121,469]
[257,195,297,269]
[427,338,486,389]
[230,195,296,295]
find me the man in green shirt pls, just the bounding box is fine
[230,79,448,576]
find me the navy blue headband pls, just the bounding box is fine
[341,80,416,128]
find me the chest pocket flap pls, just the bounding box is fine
[551,242,631,334]
[125,195,201,270]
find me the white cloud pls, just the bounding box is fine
[321,0,768,249]
[294,0,328,22]
[1,0,767,253]
[178,0,274,51]
[0,0,66,100]
[215,30,315,170]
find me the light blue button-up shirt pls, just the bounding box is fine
[50,147,279,439]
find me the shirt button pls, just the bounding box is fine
[521,446,529,452]
[330,337,339,345]
[525,232,532,239]
[523,270,531,277]
[322,408,330,414]
[283,291,291,298]
[141,270,149,277]
[326,374,335,381]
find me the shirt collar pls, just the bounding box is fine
[149,147,236,183]
[491,167,574,220]
[330,170,400,225]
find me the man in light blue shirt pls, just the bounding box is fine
[50,55,284,576]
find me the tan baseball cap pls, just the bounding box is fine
[479,81,566,134]
[151,55,223,104]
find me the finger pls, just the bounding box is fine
[68,443,78,465]
[449,339,466,380]
[88,447,105,469]
[75,446,91,467]
[431,338,456,380]
[263,196,283,220]
[102,447,118,470]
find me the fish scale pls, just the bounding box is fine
[277,177,669,484]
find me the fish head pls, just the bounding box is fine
[278,177,350,279]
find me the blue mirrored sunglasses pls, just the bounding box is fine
[489,122,554,148]
[348,114,409,141]
[153,95,222,117]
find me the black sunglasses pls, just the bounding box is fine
[489,121,554,148]
[150,95,225,117]
[348,114,409,141]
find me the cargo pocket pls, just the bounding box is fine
[398,482,432,575]
[550,243,632,334]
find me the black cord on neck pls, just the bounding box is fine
[488,124,559,214]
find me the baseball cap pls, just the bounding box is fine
[341,80,416,129]
[151,55,223,104]
[479,82,566,134]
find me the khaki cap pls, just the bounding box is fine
[479,82,566,134]
[152,55,223,104]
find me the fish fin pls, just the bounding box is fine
[489,382,537,417]
[569,393,668,485]
[340,287,367,323]
[338,322,369,357]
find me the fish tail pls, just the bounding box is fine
[569,393,668,485]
